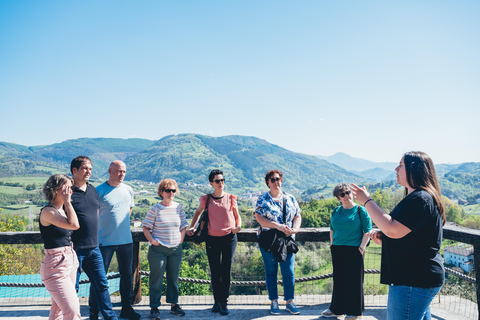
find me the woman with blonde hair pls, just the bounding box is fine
[351,151,445,320]
[40,174,81,320]
[143,179,189,320]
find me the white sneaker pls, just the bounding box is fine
[321,308,341,318]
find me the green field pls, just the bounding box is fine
[463,203,480,216]
[0,205,43,216]
[0,185,29,195]
[0,176,50,185]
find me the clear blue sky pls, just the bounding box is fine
[1,1,479,164]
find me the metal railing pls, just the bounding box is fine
[1,225,480,315]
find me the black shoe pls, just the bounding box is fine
[120,306,141,320]
[220,303,229,316]
[150,308,160,320]
[212,302,220,313]
[89,312,99,320]
[170,304,185,316]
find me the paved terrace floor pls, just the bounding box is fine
[0,295,477,320]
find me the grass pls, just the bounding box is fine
[0,205,43,216]
[463,203,480,216]
[0,176,50,185]
[0,186,29,195]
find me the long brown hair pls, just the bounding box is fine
[404,151,445,226]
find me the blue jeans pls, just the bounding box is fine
[89,243,133,311]
[147,243,183,308]
[259,245,295,302]
[387,285,442,320]
[75,246,117,320]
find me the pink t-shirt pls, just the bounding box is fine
[200,193,237,237]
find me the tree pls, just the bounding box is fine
[0,216,43,275]
[25,183,37,191]
[462,215,480,230]
[300,198,339,228]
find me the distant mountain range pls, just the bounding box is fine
[316,152,397,180]
[315,152,464,181]
[1,135,479,198]
[0,135,364,192]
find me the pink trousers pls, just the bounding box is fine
[40,245,81,320]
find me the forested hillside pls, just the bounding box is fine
[125,134,362,191]
[1,135,479,197]
[0,135,363,192]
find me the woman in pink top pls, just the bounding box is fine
[187,169,241,316]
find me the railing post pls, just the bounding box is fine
[474,244,480,317]
[132,239,142,304]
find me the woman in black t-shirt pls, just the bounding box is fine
[351,151,446,320]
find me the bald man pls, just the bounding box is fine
[90,161,140,320]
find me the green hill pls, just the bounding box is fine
[2,136,478,197]
[0,135,364,191]
[124,134,364,191]
[1,138,155,178]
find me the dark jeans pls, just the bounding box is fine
[75,246,117,320]
[89,243,133,311]
[330,245,365,316]
[206,233,237,304]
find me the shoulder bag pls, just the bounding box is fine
[193,194,211,244]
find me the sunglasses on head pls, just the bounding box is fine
[213,178,225,184]
[164,189,176,193]
[339,190,351,198]
[270,177,281,183]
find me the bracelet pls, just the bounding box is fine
[364,198,374,206]
[359,247,365,251]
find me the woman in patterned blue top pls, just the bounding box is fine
[255,170,302,316]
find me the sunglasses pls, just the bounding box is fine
[339,190,351,198]
[213,179,225,184]
[164,189,176,193]
[270,177,281,183]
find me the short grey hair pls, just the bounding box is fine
[333,182,350,199]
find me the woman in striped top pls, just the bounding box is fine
[143,179,189,319]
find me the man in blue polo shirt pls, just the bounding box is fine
[90,160,140,320]
[70,156,118,320]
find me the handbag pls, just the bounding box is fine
[193,194,211,244]
[258,195,291,252]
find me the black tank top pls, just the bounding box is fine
[39,205,73,249]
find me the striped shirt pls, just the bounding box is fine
[142,201,189,248]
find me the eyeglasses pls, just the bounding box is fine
[164,189,176,193]
[270,177,281,183]
[213,179,225,184]
[339,190,351,198]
